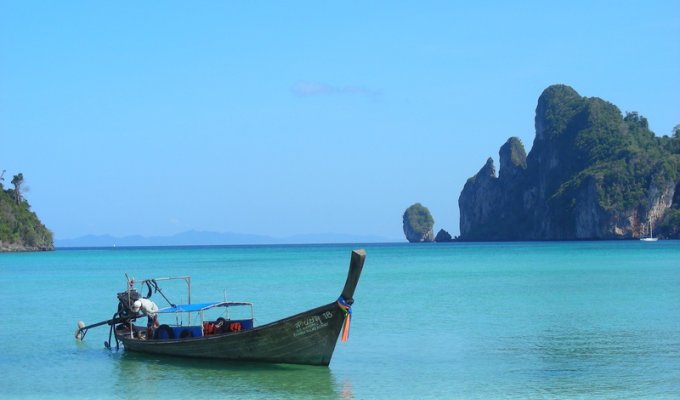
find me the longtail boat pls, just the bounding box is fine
[75,249,365,366]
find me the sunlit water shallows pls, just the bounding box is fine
[1,241,679,399]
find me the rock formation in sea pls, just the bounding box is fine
[459,84,680,240]
[434,229,453,242]
[403,203,435,242]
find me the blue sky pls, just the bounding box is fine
[1,1,679,241]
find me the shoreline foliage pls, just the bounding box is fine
[0,172,54,251]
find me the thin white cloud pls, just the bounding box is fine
[292,81,380,98]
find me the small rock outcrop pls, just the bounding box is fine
[403,203,435,242]
[434,229,453,242]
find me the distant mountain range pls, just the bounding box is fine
[55,230,398,248]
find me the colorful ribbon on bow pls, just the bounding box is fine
[337,296,352,342]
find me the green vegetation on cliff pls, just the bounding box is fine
[0,172,53,251]
[656,124,680,237]
[546,91,679,217]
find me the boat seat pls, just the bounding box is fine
[169,326,203,338]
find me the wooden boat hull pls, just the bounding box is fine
[116,301,346,366]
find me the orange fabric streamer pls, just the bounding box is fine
[341,313,351,342]
[337,296,352,342]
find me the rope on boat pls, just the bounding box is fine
[337,296,352,343]
[150,279,176,307]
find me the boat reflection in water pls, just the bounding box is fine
[115,351,349,399]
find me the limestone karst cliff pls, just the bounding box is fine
[459,85,680,240]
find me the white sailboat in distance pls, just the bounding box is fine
[640,218,658,242]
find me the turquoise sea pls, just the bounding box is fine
[1,241,679,399]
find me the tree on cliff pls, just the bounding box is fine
[403,203,434,242]
[11,173,24,204]
[0,172,53,251]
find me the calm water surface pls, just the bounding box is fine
[1,241,679,399]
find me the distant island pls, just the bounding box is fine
[458,84,680,240]
[0,172,54,251]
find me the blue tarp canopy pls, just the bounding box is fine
[158,301,252,314]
